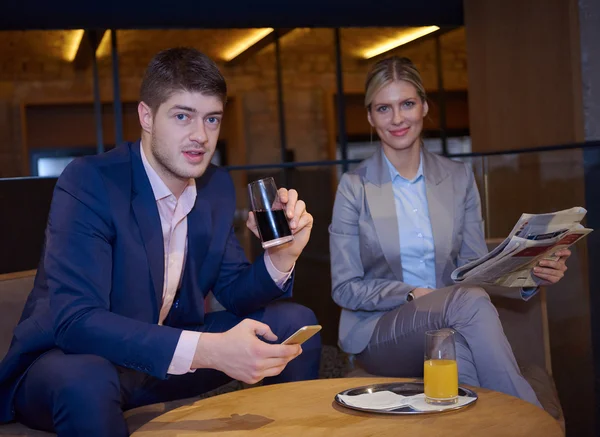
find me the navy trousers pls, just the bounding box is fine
[14,301,321,437]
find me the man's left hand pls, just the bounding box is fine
[533,249,571,285]
[247,188,313,272]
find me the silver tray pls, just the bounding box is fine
[335,381,478,415]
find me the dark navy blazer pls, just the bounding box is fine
[0,141,292,422]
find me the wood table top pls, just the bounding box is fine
[131,377,564,437]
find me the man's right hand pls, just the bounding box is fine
[191,319,302,384]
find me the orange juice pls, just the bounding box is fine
[424,359,458,400]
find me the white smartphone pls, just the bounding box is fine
[281,325,322,345]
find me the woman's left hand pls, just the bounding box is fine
[532,249,571,285]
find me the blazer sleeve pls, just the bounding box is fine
[330,173,414,312]
[210,171,292,316]
[47,159,181,379]
[211,228,293,317]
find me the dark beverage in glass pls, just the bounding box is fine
[248,177,294,249]
[254,209,293,242]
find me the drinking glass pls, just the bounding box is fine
[424,329,459,405]
[248,177,294,249]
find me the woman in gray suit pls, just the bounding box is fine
[329,57,570,406]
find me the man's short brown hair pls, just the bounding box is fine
[140,47,227,113]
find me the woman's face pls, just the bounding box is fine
[368,80,428,153]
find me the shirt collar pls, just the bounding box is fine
[140,141,196,201]
[383,150,424,184]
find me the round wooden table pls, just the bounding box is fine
[131,377,564,437]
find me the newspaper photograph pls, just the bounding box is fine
[452,207,593,288]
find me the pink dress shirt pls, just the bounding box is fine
[140,145,292,375]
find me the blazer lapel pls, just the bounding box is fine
[365,150,404,282]
[130,142,165,307]
[170,195,212,326]
[423,149,454,287]
[183,196,212,297]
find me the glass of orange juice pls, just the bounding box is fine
[424,329,459,405]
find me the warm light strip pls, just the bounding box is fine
[362,26,440,59]
[222,28,274,61]
[65,29,85,62]
[96,31,112,58]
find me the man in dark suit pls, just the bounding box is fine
[0,47,321,436]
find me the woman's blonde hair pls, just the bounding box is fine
[364,56,426,110]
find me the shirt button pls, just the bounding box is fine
[413,209,418,213]
[420,260,424,263]
[417,233,423,238]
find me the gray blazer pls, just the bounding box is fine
[329,147,489,354]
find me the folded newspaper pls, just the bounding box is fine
[452,207,592,288]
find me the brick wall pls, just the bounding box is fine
[0,28,468,177]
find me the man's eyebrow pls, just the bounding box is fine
[205,110,224,116]
[169,105,197,112]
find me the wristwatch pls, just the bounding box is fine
[406,291,415,302]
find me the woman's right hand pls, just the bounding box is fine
[412,287,434,299]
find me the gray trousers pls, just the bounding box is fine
[357,285,542,407]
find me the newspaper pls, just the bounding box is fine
[452,207,592,288]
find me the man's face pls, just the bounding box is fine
[139,90,224,191]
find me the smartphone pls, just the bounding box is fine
[281,325,322,345]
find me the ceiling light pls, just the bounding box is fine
[64,29,85,62]
[362,26,440,59]
[96,31,111,58]
[222,28,274,61]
